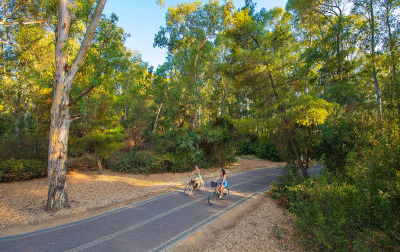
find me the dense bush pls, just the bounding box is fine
[235,133,282,161]
[0,158,46,182]
[106,150,206,174]
[315,111,368,174]
[256,141,281,161]
[107,117,237,174]
[235,134,258,155]
[269,125,400,251]
[106,151,160,174]
[199,116,236,167]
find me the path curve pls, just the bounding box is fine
[0,165,321,252]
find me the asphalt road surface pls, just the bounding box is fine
[0,165,322,252]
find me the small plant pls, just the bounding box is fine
[272,223,282,239]
[249,221,258,226]
[0,158,46,182]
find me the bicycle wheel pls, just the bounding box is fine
[222,187,229,200]
[184,182,193,195]
[197,181,204,190]
[208,191,217,205]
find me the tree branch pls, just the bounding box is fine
[63,85,95,110]
[0,20,46,26]
[0,0,30,25]
[249,34,261,49]
[68,0,107,84]
[70,114,84,122]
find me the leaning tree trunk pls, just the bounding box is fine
[46,0,106,211]
[268,72,309,178]
[152,103,163,134]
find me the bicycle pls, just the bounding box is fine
[184,176,204,195]
[208,181,229,205]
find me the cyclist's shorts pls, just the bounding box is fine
[220,180,227,187]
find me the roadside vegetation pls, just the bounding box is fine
[270,120,400,251]
[0,0,399,250]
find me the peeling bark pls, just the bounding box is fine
[46,0,106,211]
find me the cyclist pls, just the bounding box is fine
[189,165,202,189]
[214,168,227,198]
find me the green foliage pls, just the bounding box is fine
[316,109,369,174]
[199,116,236,166]
[235,133,258,155]
[270,125,400,251]
[106,151,160,174]
[106,150,206,174]
[0,158,46,182]
[235,133,282,161]
[108,117,236,174]
[256,141,281,161]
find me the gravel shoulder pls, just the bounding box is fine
[0,156,300,251]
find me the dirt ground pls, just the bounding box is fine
[0,156,301,251]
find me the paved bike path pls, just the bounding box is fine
[0,166,321,252]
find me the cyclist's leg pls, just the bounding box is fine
[219,184,225,198]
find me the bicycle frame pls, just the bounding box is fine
[208,181,229,205]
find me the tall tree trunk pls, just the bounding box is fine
[192,73,198,130]
[254,99,258,135]
[221,77,226,116]
[203,106,205,125]
[96,154,103,175]
[34,117,39,157]
[46,0,106,211]
[370,0,383,122]
[385,9,399,114]
[336,12,342,81]
[14,116,20,148]
[153,103,163,134]
[198,105,201,127]
[268,72,308,178]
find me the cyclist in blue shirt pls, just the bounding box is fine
[189,165,202,189]
[214,169,227,198]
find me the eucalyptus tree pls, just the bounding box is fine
[151,62,173,133]
[0,0,50,26]
[46,0,106,211]
[287,0,352,83]
[226,6,309,177]
[68,14,130,174]
[154,0,233,129]
[352,0,384,122]
[376,0,400,115]
[0,0,55,145]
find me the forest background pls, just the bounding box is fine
[0,0,399,250]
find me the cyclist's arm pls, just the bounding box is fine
[214,174,220,182]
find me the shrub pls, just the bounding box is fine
[256,141,282,161]
[315,111,368,174]
[270,155,399,251]
[0,158,46,182]
[106,149,206,174]
[235,134,258,155]
[199,116,236,167]
[106,151,159,174]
